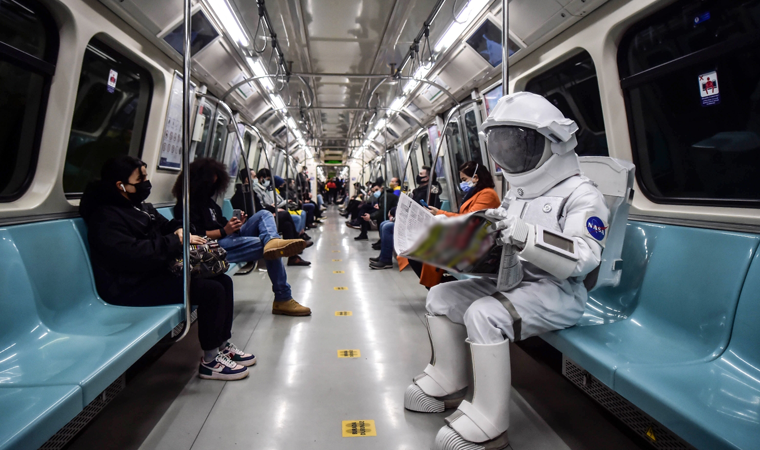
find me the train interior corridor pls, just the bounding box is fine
[62,207,649,450]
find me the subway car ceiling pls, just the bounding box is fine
[3,0,760,229]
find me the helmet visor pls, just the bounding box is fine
[485,126,546,174]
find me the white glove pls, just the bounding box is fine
[489,216,531,248]
[484,208,508,222]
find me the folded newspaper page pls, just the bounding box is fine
[394,194,502,276]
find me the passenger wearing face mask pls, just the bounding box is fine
[418,162,501,288]
[411,166,441,207]
[79,156,254,381]
[355,178,400,241]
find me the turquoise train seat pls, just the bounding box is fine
[0,386,82,450]
[542,221,758,387]
[540,221,760,449]
[0,219,185,450]
[614,250,760,450]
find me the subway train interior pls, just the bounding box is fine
[1,0,760,449]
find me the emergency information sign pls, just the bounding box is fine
[699,71,720,106]
[107,69,118,93]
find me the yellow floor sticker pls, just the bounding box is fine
[333,270,345,274]
[332,259,342,262]
[334,286,348,291]
[337,349,361,358]
[335,311,352,316]
[645,426,657,442]
[332,250,341,253]
[342,420,376,437]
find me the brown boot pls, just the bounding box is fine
[272,299,311,316]
[263,238,307,260]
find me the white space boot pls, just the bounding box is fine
[404,315,469,413]
[434,339,511,450]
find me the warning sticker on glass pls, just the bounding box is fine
[335,311,352,316]
[334,286,348,291]
[342,420,376,437]
[333,270,345,274]
[337,349,361,358]
[107,69,118,93]
[698,71,720,106]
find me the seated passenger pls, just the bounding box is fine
[80,156,254,381]
[287,178,317,228]
[418,162,501,288]
[273,176,308,237]
[368,207,396,270]
[173,158,312,316]
[404,92,609,450]
[355,177,400,241]
[245,168,313,265]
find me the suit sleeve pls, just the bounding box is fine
[561,185,610,278]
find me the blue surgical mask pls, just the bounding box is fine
[262,179,271,188]
[460,180,475,192]
[373,190,381,198]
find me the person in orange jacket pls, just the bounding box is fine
[418,161,501,288]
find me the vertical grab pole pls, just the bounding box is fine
[177,0,192,342]
[502,0,509,96]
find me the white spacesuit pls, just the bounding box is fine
[404,92,610,450]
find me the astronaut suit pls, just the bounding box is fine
[404,92,610,450]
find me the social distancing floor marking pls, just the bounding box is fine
[332,259,342,262]
[332,250,340,253]
[333,270,345,274]
[337,349,361,358]
[334,286,348,291]
[342,420,376,437]
[335,311,352,316]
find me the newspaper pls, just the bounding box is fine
[394,194,503,276]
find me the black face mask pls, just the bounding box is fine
[416,175,428,184]
[125,180,152,204]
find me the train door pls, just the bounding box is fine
[190,97,216,161]
[429,123,456,211]
[207,110,230,162]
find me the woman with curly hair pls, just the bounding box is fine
[173,158,312,316]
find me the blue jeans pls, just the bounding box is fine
[302,203,315,225]
[379,220,395,263]
[219,210,292,301]
[291,211,307,233]
[317,194,324,208]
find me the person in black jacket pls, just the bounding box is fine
[80,156,253,381]
[355,177,400,240]
[174,159,312,316]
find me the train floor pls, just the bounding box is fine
[66,207,651,450]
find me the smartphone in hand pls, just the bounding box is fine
[233,209,242,221]
[419,199,429,208]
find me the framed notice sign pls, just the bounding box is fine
[158,71,196,171]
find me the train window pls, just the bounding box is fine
[208,112,230,161]
[446,120,467,170]
[483,85,503,115]
[409,142,419,177]
[420,135,432,167]
[389,149,399,180]
[0,0,57,202]
[525,51,608,157]
[619,0,760,205]
[463,109,483,165]
[63,38,152,196]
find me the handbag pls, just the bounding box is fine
[169,240,230,278]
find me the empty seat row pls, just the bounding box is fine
[542,220,760,450]
[0,218,185,450]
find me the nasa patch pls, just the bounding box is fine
[585,214,608,243]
